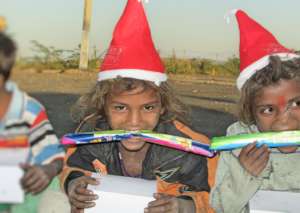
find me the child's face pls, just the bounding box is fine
[254,79,300,132]
[105,85,164,151]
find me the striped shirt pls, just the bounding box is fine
[0,81,65,165]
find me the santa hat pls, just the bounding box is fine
[233,9,299,90]
[98,0,167,85]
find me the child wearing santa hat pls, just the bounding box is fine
[60,0,217,213]
[210,9,300,213]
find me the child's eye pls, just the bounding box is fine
[113,105,127,111]
[260,107,274,115]
[144,105,155,111]
[291,100,300,108]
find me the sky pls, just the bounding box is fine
[2,0,300,60]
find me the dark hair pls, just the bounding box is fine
[239,55,300,125]
[71,77,189,130]
[0,33,16,81]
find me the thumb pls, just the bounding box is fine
[83,176,100,186]
[20,163,32,171]
[153,193,165,199]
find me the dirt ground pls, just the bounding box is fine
[12,69,239,114]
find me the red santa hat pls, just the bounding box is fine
[98,0,167,85]
[233,9,299,90]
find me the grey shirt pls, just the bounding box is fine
[210,121,300,213]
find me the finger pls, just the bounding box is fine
[71,186,98,202]
[76,187,96,196]
[28,178,49,194]
[145,203,173,213]
[82,176,100,186]
[241,142,257,155]
[153,193,168,200]
[21,169,36,187]
[71,207,84,213]
[248,145,269,161]
[239,143,257,162]
[20,163,32,171]
[74,193,98,203]
[252,150,270,171]
[244,146,269,172]
[69,197,96,209]
[148,196,172,208]
[22,172,41,189]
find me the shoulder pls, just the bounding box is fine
[23,95,49,127]
[226,121,259,136]
[25,95,45,114]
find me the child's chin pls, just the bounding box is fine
[121,140,146,151]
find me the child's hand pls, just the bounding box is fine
[238,142,270,177]
[68,176,99,211]
[20,164,53,194]
[277,146,298,153]
[144,193,195,213]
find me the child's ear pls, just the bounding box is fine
[0,75,5,89]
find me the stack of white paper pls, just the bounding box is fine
[85,174,156,213]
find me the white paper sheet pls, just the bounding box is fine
[85,174,156,213]
[0,166,24,203]
[0,147,29,203]
[250,190,300,213]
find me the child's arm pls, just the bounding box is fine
[61,144,108,212]
[210,150,264,213]
[210,122,269,212]
[20,159,63,194]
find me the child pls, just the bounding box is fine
[0,33,65,212]
[61,0,215,212]
[211,10,300,213]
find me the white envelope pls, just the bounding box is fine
[250,190,300,213]
[85,174,156,213]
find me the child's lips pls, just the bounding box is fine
[125,137,143,143]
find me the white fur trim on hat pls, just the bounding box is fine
[98,69,168,86]
[237,53,300,90]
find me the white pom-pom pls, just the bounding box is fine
[224,9,239,24]
[138,0,149,3]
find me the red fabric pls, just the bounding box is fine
[31,110,48,128]
[100,0,165,74]
[236,10,293,72]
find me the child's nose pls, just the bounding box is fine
[272,111,298,131]
[126,110,142,130]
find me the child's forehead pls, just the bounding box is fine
[110,80,158,94]
[108,83,160,99]
[254,79,300,103]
